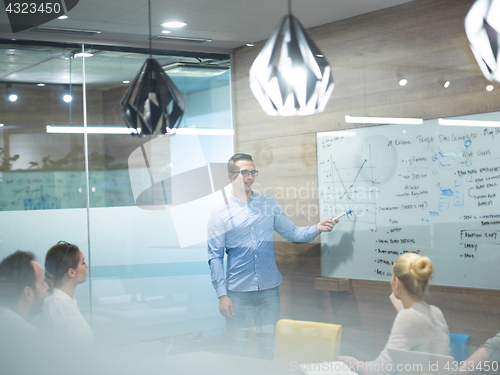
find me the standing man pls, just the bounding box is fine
[207,153,337,359]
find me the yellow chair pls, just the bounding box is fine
[273,319,342,364]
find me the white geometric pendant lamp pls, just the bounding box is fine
[465,0,500,82]
[249,0,334,116]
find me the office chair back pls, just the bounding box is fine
[273,319,342,364]
[449,333,471,363]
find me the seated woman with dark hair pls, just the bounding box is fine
[40,241,92,346]
[338,253,451,375]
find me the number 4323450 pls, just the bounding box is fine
[5,3,62,14]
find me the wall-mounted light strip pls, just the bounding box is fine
[175,128,234,135]
[46,125,234,135]
[74,52,93,58]
[47,125,135,134]
[438,118,500,127]
[345,115,423,125]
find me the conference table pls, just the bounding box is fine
[159,351,299,375]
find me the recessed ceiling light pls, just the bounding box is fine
[123,80,130,84]
[246,43,254,47]
[486,85,494,91]
[63,94,72,103]
[444,81,450,88]
[152,35,211,44]
[162,30,172,34]
[30,26,101,35]
[8,94,17,102]
[37,83,45,87]
[163,63,229,77]
[58,15,68,20]
[399,79,408,86]
[161,21,187,28]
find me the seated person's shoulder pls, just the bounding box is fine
[396,306,419,320]
[42,291,70,314]
[428,304,446,319]
[394,304,429,326]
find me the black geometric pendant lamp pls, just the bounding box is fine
[120,0,185,136]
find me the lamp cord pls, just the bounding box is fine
[148,0,152,59]
[288,0,291,15]
[69,56,72,126]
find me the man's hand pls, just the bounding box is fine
[458,348,492,374]
[316,217,339,233]
[219,295,234,318]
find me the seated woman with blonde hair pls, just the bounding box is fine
[338,253,451,375]
[41,241,93,347]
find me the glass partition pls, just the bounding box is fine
[0,42,90,299]
[84,48,233,346]
[0,41,233,356]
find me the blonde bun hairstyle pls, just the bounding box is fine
[393,252,433,299]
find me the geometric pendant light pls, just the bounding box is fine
[120,0,185,136]
[464,0,500,82]
[120,58,185,136]
[249,0,334,116]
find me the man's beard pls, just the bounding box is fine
[29,294,44,318]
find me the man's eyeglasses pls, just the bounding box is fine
[231,170,258,177]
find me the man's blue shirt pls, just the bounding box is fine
[207,192,319,297]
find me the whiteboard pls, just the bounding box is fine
[317,113,500,290]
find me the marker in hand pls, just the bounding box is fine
[334,210,352,220]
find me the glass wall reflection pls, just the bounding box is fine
[0,41,233,355]
[0,42,89,295]
[84,48,233,346]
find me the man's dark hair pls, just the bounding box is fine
[0,251,36,307]
[227,153,253,173]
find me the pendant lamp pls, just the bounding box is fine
[465,0,500,82]
[120,0,185,136]
[249,0,334,116]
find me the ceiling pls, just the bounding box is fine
[0,0,415,53]
[0,43,231,91]
[0,0,416,93]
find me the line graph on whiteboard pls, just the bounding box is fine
[318,145,378,230]
[319,155,378,229]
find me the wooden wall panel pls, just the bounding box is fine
[233,0,500,352]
